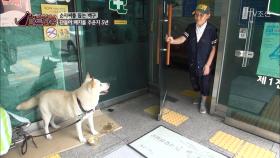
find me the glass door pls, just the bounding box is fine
[157,0,172,120]
[217,0,280,142]
[76,0,150,106]
[0,0,79,124]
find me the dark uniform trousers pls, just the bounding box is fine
[183,22,218,96]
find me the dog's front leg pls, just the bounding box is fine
[75,120,86,143]
[88,112,99,135]
[42,115,52,140]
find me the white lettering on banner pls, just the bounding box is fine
[257,76,280,89]
[268,78,274,85]
[58,12,99,19]
[275,79,280,89]
[242,6,271,19]
[257,76,267,85]
[253,10,271,18]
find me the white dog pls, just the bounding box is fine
[16,73,110,143]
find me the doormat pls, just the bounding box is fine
[3,110,122,158]
[104,145,143,158]
[209,131,276,158]
[129,126,227,158]
[144,106,188,126]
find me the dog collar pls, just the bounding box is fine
[77,98,94,114]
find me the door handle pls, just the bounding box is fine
[160,19,168,22]
[241,8,255,67]
[156,5,162,65]
[235,50,254,58]
[166,4,173,66]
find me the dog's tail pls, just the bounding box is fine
[16,95,39,110]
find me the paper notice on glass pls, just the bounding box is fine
[239,28,247,39]
[257,22,280,78]
[41,4,70,41]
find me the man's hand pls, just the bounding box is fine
[165,35,173,43]
[203,65,210,76]
[165,35,186,45]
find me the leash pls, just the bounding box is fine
[77,98,94,114]
[20,97,94,155]
[21,116,83,155]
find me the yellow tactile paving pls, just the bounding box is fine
[144,106,188,126]
[44,153,61,158]
[180,89,199,98]
[180,89,212,103]
[162,108,171,114]
[210,131,276,158]
[161,108,188,126]
[234,142,276,158]
[144,105,160,116]
[209,131,244,154]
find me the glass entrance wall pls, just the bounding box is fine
[217,0,280,137]
[76,0,150,103]
[0,0,79,124]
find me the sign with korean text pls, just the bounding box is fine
[57,12,110,26]
[257,22,280,78]
[41,4,70,41]
[0,0,31,27]
[130,126,227,158]
[257,76,280,89]
[239,0,278,26]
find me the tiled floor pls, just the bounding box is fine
[60,68,279,158]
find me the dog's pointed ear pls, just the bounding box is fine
[86,72,90,79]
[83,72,92,84]
[89,73,94,80]
[86,78,96,91]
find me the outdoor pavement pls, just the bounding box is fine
[60,68,280,158]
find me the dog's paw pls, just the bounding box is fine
[79,137,87,143]
[53,125,61,129]
[91,130,99,135]
[46,134,53,140]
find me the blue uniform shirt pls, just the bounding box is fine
[183,22,218,76]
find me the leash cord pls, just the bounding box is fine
[20,97,94,155]
[20,116,83,155]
